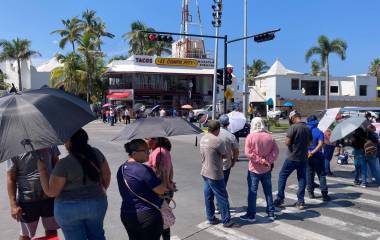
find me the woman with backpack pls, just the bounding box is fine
[351,128,366,186]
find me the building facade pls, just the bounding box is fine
[249,60,378,114]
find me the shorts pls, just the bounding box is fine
[18,198,60,237]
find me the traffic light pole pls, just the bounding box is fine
[212,28,220,120]
[223,35,228,113]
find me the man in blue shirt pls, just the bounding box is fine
[306,115,330,201]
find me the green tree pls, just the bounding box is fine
[247,59,269,85]
[0,38,41,91]
[108,55,129,63]
[123,21,156,55]
[0,70,10,90]
[311,60,321,76]
[305,35,347,109]
[149,41,172,56]
[51,17,82,52]
[50,53,86,94]
[92,21,115,51]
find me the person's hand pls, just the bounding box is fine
[308,152,313,158]
[11,205,22,222]
[261,158,271,167]
[37,159,47,172]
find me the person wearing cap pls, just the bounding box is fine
[306,115,330,201]
[200,120,235,228]
[240,117,279,222]
[218,115,239,186]
[274,110,312,210]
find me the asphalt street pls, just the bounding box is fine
[1,120,380,240]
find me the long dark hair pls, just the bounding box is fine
[156,137,172,151]
[124,139,147,156]
[69,128,100,184]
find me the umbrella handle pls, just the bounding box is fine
[21,139,35,151]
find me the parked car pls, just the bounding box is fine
[193,105,220,120]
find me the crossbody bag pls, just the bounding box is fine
[122,166,176,229]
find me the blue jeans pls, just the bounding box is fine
[223,168,231,186]
[54,197,108,240]
[353,149,364,182]
[306,154,328,193]
[246,171,274,217]
[277,160,307,203]
[362,156,380,185]
[202,176,231,224]
[323,144,335,173]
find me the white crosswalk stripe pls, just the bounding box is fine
[193,179,380,240]
[327,177,380,197]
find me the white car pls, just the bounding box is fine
[193,105,220,120]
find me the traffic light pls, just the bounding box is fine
[212,0,222,27]
[254,32,275,43]
[216,68,223,85]
[147,34,173,43]
[225,67,233,85]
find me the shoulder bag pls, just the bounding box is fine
[122,166,176,229]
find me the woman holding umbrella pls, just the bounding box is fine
[38,128,111,240]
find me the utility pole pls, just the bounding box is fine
[211,0,222,119]
[243,0,248,116]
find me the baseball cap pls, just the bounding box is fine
[218,114,230,126]
[289,110,301,119]
[207,120,221,132]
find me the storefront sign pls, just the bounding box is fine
[155,57,199,67]
[135,56,153,64]
[198,59,214,68]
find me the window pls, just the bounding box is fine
[291,78,299,90]
[330,86,338,93]
[320,81,325,95]
[359,85,367,96]
[301,80,319,95]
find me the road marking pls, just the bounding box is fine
[327,177,380,197]
[283,189,380,223]
[197,221,258,240]
[171,236,181,240]
[258,197,380,239]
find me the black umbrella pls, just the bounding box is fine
[0,88,95,162]
[112,117,203,141]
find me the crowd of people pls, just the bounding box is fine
[6,109,380,239]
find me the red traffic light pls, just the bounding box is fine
[148,34,157,41]
[226,67,233,74]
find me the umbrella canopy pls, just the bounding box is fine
[151,105,160,112]
[0,88,95,162]
[318,108,341,132]
[133,103,144,112]
[330,116,366,142]
[283,101,294,107]
[115,105,124,109]
[181,104,193,110]
[113,117,203,141]
[102,103,111,108]
[227,111,246,133]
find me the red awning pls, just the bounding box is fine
[106,92,130,99]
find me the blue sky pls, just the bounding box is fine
[1,0,380,82]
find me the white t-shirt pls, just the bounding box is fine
[124,109,129,116]
[159,109,166,117]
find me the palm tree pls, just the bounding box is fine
[51,17,81,52]
[311,60,321,76]
[149,41,172,56]
[77,32,97,102]
[80,9,99,33]
[50,53,86,94]
[108,55,128,63]
[92,21,115,51]
[247,59,269,85]
[0,38,41,91]
[305,35,347,109]
[123,21,156,55]
[369,58,380,86]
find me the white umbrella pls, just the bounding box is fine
[318,108,341,132]
[227,111,246,133]
[330,116,366,142]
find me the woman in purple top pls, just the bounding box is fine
[117,139,168,240]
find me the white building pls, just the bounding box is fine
[249,59,377,110]
[0,57,61,91]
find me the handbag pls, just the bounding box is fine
[122,167,176,229]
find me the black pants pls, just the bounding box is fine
[121,209,163,240]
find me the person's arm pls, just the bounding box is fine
[265,139,279,164]
[309,140,324,157]
[101,160,111,190]
[285,126,293,146]
[285,137,291,146]
[152,183,168,195]
[244,136,263,164]
[6,170,22,222]
[37,159,66,198]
